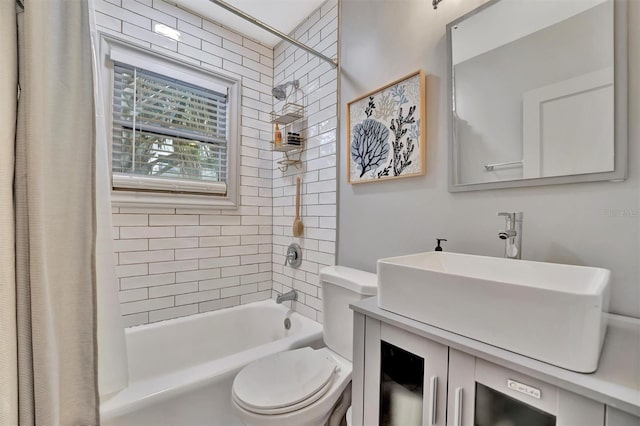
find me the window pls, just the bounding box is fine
[112,64,229,192]
[102,37,239,208]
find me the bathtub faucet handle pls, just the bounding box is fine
[284,251,295,265]
[284,243,302,268]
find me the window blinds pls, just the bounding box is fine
[112,63,229,194]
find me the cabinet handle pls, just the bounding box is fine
[454,387,463,426]
[428,376,438,425]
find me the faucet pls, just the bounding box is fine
[276,290,298,304]
[498,212,523,259]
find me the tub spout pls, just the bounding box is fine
[276,290,298,304]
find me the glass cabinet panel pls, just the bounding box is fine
[380,341,424,426]
[475,382,556,426]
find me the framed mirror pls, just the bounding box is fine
[447,0,627,192]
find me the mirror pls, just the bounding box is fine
[447,0,627,192]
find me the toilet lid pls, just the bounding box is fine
[233,347,337,411]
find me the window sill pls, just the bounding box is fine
[111,190,238,210]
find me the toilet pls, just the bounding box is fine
[231,266,377,426]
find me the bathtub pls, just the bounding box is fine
[101,300,323,426]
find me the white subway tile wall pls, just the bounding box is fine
[271,0,338,323]
[97,0,275,327]
[99,0,337,326]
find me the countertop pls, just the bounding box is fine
[351,296,640,417]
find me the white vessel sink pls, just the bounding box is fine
[377,252,611,373]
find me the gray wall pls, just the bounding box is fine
[338,0,640,318]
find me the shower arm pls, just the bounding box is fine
[208,0,338,69]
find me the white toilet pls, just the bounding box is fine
[231,266,377,426]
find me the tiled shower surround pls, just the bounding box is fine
[111,208,273,327]
[98,0,338,326]
[271,0,338,323]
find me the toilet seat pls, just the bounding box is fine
[232,377,332,415]
[232,348,353,426]
[232,347,337,415]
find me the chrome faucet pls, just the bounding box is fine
[498,212,523,259]
[276,290,298,304]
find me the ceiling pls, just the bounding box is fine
[172,0,327,47]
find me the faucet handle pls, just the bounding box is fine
[284,243,302,268]
[497,212,515,222]
[284,251,296,265]
[498,212,524,223]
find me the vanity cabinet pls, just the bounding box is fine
[605,407,640,426]
[351,300,640,426]
[447,349,604,426]
[359,317,448,426]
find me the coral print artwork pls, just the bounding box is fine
[347,70,426,184]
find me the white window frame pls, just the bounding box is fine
[99,35,240,209]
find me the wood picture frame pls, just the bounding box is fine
[347,70,426,184]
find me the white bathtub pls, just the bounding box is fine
[101,300,323,426]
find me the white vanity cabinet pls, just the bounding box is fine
[606,407,640,426]
[356,317,449,426]
[351,298,640,426]
[447,349,604,426]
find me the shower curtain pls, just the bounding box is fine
[1,0,101,424]
[0,0,19,423]
[88,0,130,399]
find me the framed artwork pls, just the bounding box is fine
[347,70,426,184]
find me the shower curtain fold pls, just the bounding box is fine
[88,0,130,398]
[0,1,18,424]
[5,0,100,424]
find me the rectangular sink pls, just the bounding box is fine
[377,252,610,373]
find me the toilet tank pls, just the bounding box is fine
[320,266,377,361]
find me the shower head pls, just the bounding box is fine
[272,80,299,101]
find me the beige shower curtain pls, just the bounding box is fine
[2,0,100,424]
[0,0,19,422]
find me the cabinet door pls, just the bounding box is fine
[351,312,367,426]
[362,319,448,426]
[447,349,605,426]
[605,406,640,426]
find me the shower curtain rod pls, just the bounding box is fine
[207,0,338,68]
